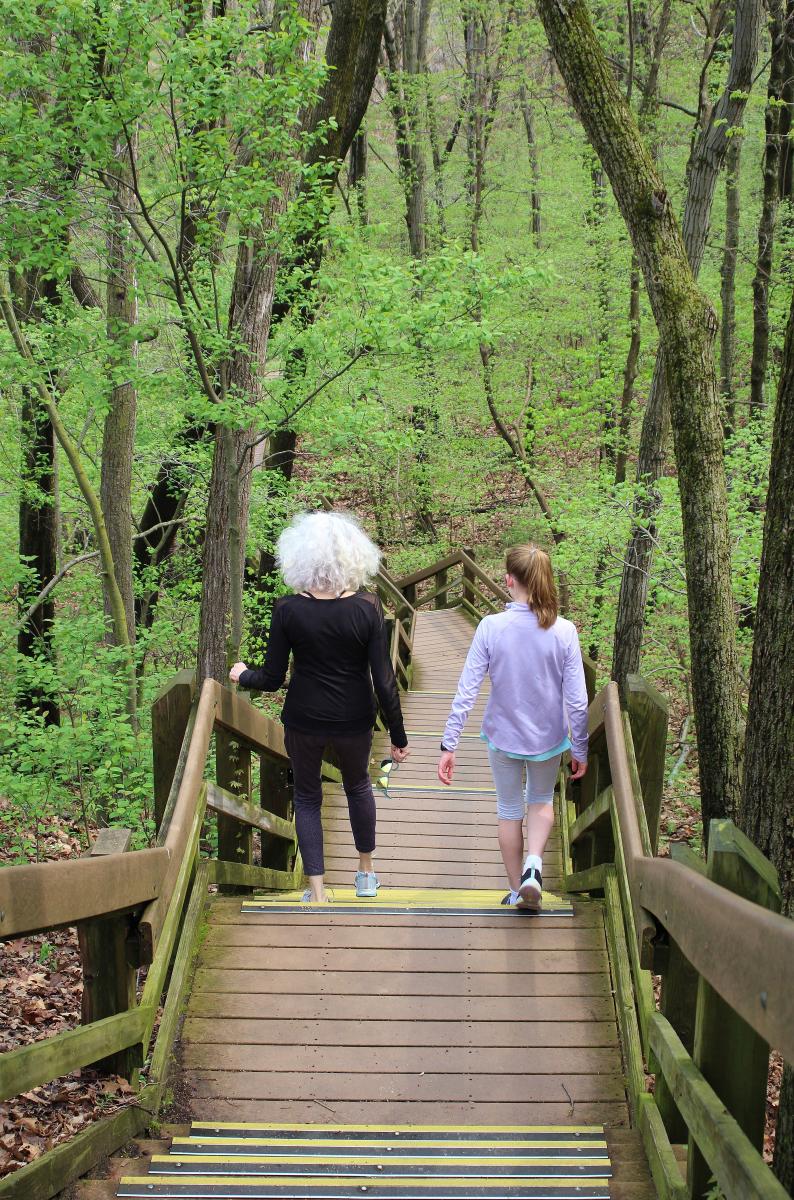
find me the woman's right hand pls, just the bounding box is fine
[229,661,248,684]
[391,744,410,763]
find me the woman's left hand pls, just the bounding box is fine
[229,661,248,683]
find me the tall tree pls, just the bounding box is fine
[611,0,759,699]
[535,0,747,828]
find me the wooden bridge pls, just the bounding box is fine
[1,552,793,1200]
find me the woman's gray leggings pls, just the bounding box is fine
[487,746,562,820]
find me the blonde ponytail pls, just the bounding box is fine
[505,544,558,629]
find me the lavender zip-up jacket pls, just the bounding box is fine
[441,603,589,761]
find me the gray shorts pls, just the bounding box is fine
[487,745,562,820]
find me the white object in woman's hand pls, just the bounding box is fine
[229,661,248,684]
[437,750,455,786]
[391,745,410,763]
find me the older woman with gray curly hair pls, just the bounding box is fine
[230,511,409,903]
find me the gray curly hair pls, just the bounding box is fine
[277,511,381,594]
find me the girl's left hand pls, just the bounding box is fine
[229,661,248,683]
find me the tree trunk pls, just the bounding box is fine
[17,389,59,726]
[519,82,542,244]
[615,257,641,485]
[777,0,794,199]
[738,274,794,1190]
[720,135,741,431]
[535,0,746,828]
[611,0,759,699]
[749,0,785,421]
[348,129,369,223]
[383,7,428,259]
[102,134,138,646]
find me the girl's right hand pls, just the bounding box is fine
[438,750,455,786]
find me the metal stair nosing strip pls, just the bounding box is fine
[117,1125,612,1200]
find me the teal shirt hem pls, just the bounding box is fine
[479,731,571,762]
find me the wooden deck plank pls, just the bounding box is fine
[185,994,619,1021]
[199,947,609,973]
[201,925,605,949]
[188,1100,631,1126]
[192,970,614,996]
[186,1071,628,1102]
[181,1019,620,1048]
[182,1045,622,1075]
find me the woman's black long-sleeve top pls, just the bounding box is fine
[238,591,407,748]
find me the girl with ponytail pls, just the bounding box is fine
[437,544,588,910]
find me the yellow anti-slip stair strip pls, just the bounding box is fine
[185,1124,606,1140]
[240,888,574,916]
[171,1139,608,1157]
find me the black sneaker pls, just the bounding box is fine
[517,866,542,911]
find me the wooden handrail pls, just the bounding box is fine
[0,847,169,941]
[586,680,794,1061]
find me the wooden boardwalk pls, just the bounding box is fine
[180,609,658,1198]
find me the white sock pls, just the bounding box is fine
[509,890,519,905]
[523,853,542,875]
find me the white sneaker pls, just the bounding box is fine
[355,871,379,898]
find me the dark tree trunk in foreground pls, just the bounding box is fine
[15,271,60,726]
[102,136,138,645]
[17,392,59,726]
[611,0,758,698]
[739,281,794,1189]
[536,0,745,827]
[720,135,741,431]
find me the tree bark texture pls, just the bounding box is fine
[615,258,641,485]
[776,0,794,198]
[720,134,741,430]
[739,278,794,1191]
[611,0,758,698]
[383,3,429,259]
[101,135,138,646]
[536,0,745,827]
[749,0,785,420]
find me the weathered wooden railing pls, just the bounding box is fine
[562,679,794,1200]
[0,679,300,1200]
[394,547,510,618]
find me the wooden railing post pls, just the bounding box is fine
[215,729,252,894]
[151,669,196,833]
[688,820,782,1199]
[260,752,294,872]
[403,581,417,608]
[77,829,140,1080]
[654,843,706,1144]
[625,674,668,854]
[462,546,475,608]
[435,567,449,609]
